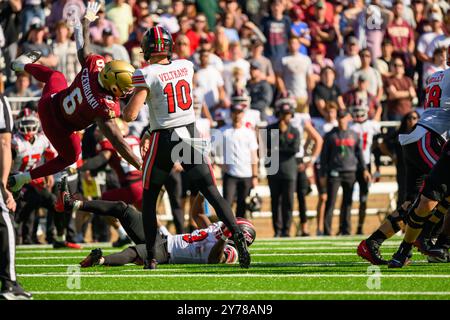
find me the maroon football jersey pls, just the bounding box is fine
[97,135,142,184]
[54,54,121,131]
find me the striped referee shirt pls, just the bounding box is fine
[0,93,13,134]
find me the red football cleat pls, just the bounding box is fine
[357,239,388,265]
[53,241,82,249]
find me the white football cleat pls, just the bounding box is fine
[10,50,42,72]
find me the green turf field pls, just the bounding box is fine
[15,236,450,300]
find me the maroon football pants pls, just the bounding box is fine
[25,64,82,180]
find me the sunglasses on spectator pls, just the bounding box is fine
[394,63,404,67]
[177,42,188,45]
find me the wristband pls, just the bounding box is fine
[220,234,228,241]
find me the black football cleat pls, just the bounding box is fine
[388,246,413,269]
[414,237,448,259]
[427,248,449,263]
[233,232,251,268]
[357,239,388,265]
[143,258,158,270]
[112,236,132,248]
[58,177,82,213]
[80,248,103,268]
[0,282,32,300]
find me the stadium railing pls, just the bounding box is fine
[7,96,400,221]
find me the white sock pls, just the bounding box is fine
[159,225,170,237]
[99,257,105,265]
[117,226,127,239]
[56,235,65,242]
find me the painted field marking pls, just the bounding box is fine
[30,290,450,296]
[14,251,414,260]
[14,247,400,255]
[18,273,450,278]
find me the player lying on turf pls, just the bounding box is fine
[79,118,142,247]
[122,25,250,269]
[54,178,256,267]
[388,142,450,268]
[8,1,141,193]
[357,47,450,265]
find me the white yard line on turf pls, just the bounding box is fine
[14,247,400,254]
[13,252,403,260]
[30,290,450,296]
[18,273,450,278]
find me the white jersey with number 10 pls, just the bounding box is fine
[132,59,196,131]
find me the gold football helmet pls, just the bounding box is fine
[99,60,135,97]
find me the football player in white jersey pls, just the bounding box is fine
[12,108,56,244]
[349,105,381,235]
[60,186,256,267]
[122,26,250,269]
[358,48,450,266]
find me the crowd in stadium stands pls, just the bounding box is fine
[0,0,449,243]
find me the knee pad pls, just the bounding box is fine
[405,198,432,229]
[387,213,402,233]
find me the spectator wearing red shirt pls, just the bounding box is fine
[173,15,198,55]
[386,0,416,75]
[309,0,339,60]
[305,0,335,25]
[384,57,417,121]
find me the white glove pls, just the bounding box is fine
[84,1,101,22]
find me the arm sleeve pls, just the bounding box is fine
[131,69,151,88]
[85,54,106,70]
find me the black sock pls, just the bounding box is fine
[80,200,127,219]
[142,185,161,260]
[103,247,138,266]
[198,184,240,234]
[398,241,413,255]
[367,230,387,245]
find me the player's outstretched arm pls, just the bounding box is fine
[96,118,142,170]
[123,87,148,122]
[208,238,227,264]
[75,1,100,65]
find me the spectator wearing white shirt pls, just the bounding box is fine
[352,48,383,103]
[92,28,131,63]
[195,50,228,110]
[213,104,259,218]
[425,12,450,64]
[223,42,250,98]
[334,36,361,94]
[106,0,134,44]
[276,36,314,111]
[52,20,80,85]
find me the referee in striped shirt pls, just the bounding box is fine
[0,93,32,300]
